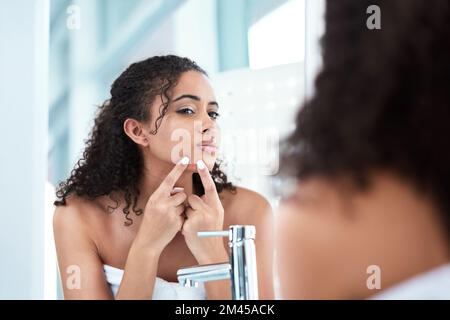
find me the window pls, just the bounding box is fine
[248,0,305,70]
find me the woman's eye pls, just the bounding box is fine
[177,108,195,115]
[209,111,220,120]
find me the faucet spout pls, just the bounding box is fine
[176,225,259,300]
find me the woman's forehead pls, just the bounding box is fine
[172,71,215,98]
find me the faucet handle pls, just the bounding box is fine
[197,230,229,238]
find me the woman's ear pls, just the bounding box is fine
[123,118,149,146]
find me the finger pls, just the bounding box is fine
[196,160,220,205]
[187,194,203,210]
[156,156,189,195]
[174,204,186,216]
[174,214,184,231]
[184,207,194,219]
[169,192,187,206]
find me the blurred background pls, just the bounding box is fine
[0,0,324,299]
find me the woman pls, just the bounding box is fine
[53,55,274,299]
[276,0,450,299]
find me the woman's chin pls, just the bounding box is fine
[186,160,215,172]
[187,163,197,171]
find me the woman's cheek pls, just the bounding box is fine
[151,117,220,168]
[159,121,195,163]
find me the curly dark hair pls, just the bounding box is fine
[54,55,234,226]
[280,0,450,228]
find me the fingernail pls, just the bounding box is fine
[196,160,206,170]
[171,187,184,195]
[179,156,189,165]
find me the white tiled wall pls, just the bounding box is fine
[211,62,304,205]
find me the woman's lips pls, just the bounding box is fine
[200,145,218,153]
[197,141,218,153]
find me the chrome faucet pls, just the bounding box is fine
[177,225,259,300]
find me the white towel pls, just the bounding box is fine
[103,264,207,300]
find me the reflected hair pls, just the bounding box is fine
[280,0,450,233]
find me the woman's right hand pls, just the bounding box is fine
[132,156,190,255]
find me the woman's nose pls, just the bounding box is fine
[199,112,216,133]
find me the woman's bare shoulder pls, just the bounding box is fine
[53,194,111,236]
[220,186,273,224]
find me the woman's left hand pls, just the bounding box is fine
[182,160,228,264]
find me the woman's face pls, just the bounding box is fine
[146,71,220,171]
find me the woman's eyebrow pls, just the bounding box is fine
[172,94,219,107]
[173,94,200,102]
